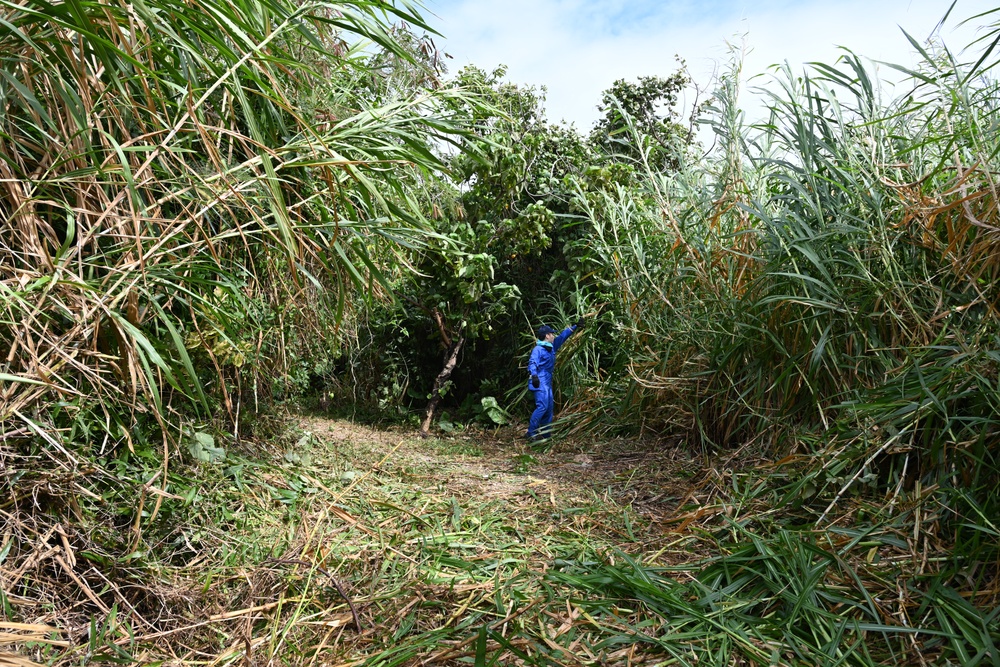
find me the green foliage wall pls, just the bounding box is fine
[557,44,1000,548]
[0,0,483,492]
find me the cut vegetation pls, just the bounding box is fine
[8,419,995,666]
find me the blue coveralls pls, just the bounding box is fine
[526,325,577,438]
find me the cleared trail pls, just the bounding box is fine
[224,417,709,665]
[202,418,986,666]
[8,417,981,666]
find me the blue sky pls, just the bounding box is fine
[566,0,788,35]
[421,0,997,130]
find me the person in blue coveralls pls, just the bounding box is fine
[526,318,583,440]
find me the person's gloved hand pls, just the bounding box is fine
[531,375,540,388]
[575,317,584,328]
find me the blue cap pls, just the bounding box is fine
[536,325,556,338]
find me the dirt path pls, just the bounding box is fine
[296,415,700,521]
[271,416,710,664]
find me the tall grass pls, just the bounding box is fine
[0,0,470,445]
[0,0,475,639]
[558,14,1000,647]
[568,24,1000,466]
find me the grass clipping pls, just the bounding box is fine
[3,418,998,666]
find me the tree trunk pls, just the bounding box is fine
[419,335,465,437]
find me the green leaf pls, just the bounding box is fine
[0,373,47,386]
[188,431,225,463]
[480,396,509,425]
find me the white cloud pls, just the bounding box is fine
[424,0,997,130]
